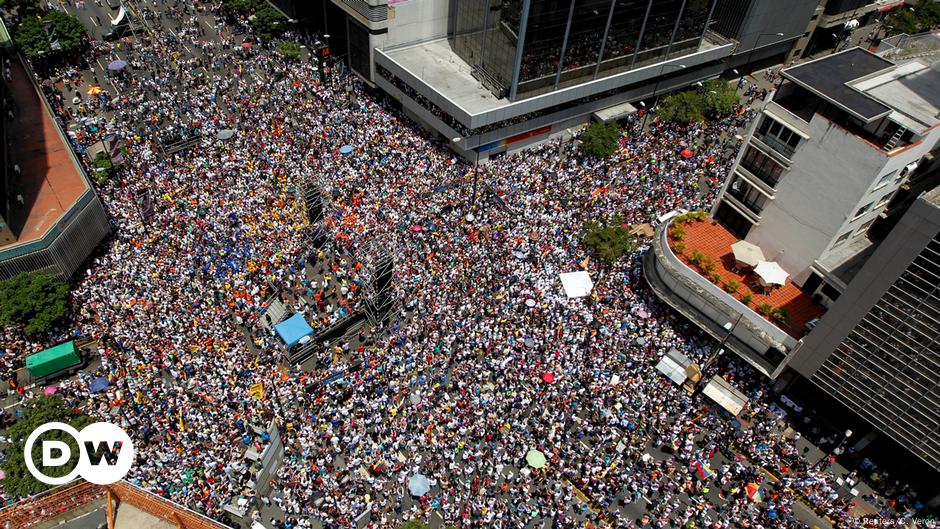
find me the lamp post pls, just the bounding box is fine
[702,313,744,373]
[739,32,785,87]
[641,63,686,130]
[453,137,480,220]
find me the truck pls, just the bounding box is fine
[24,341,83,381]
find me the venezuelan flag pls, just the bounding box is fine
[695,461,715,480]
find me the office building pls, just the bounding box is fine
[799,0,911,58]
[785,185,940,473]
[644,48,940,377]
[0,57,109,280]
[712,48,940,300]
[318,0,816,161]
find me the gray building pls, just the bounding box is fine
[322,0,816,160]
[786,185,940,472]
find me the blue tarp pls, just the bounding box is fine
[275,313,314,347]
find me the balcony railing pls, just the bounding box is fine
[753,131,797,159]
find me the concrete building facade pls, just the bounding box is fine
[319,0,817,161]
[787,186,940,472]
[711,49,940,303]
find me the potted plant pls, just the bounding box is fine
[725,279,740,293]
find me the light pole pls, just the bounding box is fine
[738,32,785,87]
[702,313,744,372]
[453,137,480,221]
[641,63,686,130]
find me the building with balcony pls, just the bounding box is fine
[314,0,818,161]
[645,48,940,379]
[712,48,940,306]
[784,185,940,474]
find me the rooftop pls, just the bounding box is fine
[853,58,940,133]
[3,58,89,247]
[378,32,733,128]
[673,219,825,339]
[782,48,894,122]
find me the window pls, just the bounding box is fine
[876,193,893,209]
[875,170,898,189]
[854,202,874,218]
[833,231,853,247]
[756,117,801,157]
[739,146,784,187]
[856,219,875,236]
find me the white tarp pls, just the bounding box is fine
[559,271,594,298]
[655,347,692,385]
[702,376,749,416]
[111,6,126,26]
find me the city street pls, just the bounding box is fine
[0,1,917,528]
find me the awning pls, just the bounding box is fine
[655,348,692,385]
[111,6,126,26]
[702,376,749,416]
[559,271,594,298]
[592,101,638,122]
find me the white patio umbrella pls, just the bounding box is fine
[754,261,788,286]
[730,240,765,268]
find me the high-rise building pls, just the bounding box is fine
[644,48,940,377]
[785,185,940,472]
[712,48,940,301]
[315,0,817,161]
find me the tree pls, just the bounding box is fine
[250,4,287,40]
[578,121,620,158]
[92,151,114,185]
[659,91,705,123]
[14,11,88,61]
[44,11,88,56]
[701,79,738,118]
[582,217,637,266]
[1,396,93,497]
[0,272,70,335]
[886,0,940,35]
[276,40,302,59]
[14,16,51,60]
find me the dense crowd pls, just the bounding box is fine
[0,2,927,528]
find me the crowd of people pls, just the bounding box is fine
[0,1,928,528]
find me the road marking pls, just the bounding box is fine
[90,16,98,27]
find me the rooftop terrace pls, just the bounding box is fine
[669,217,824,339]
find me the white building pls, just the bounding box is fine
[712,48,940,305]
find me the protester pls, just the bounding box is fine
[0,3,915,528]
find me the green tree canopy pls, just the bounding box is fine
[13,16,50,59]
[659,91,705,123]
[578,120,621,158]
[583,216,637,266]
[886,0,940,35]
[701,79,738,117]
[1,396,93,497]
[276,40,302,59]
[0,271,70,335]
[250,4,288,40]
[44,11,87,55]
[399,522,430,529]
[14,11,88,60]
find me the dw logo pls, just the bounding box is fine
[24,422,134,485]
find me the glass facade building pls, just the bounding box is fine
[451,0,716,100]
[813,235,940,470]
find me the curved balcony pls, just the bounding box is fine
[643,217,806,377]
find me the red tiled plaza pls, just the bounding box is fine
[669,217,824,338]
